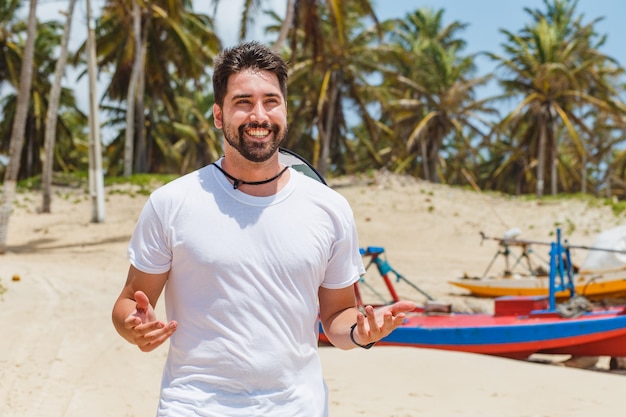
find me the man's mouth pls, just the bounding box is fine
[246,127,271,138]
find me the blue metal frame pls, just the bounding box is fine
[547,229,576,311]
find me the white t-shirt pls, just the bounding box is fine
[128,161,364,417]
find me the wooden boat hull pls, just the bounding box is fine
[330,237,626,360]
[319,304,626,359]
[449,270,626,299]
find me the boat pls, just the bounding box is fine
[449,228,626,300]
[450,268,626,299]
[318,230,626,360]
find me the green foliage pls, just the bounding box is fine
[13,171,177,199]
[16,172,86,190]
[2,0,626,200]
[105,173,177,196]
[552,218,576,236]
[606,198,626,217]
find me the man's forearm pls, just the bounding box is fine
[321,307,363,350]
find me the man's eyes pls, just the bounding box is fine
[234,98,280,106]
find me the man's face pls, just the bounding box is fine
[213,69,287,163]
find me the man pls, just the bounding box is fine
[112,41,415,416]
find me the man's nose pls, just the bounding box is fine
[249,101,269,122]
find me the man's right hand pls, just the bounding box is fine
[125,290,177,352]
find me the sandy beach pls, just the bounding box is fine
[2,172,626,417]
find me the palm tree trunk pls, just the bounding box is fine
[134,13,150,173]
[536,119,547,198]
[550,134,557,195]
[0,0,38,253]
[124,0,142,177]
[420,139,429,182]
[42,0,77,213]
[581,149,587,195]
[272,0,294,51]
[318,72,340,176]
[429,126,442,183]
[86,0,105,222]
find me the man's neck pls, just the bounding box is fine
[218,154,289,196]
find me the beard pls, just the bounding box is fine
[223,121,286,163]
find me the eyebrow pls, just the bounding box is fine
[230,92,282,101]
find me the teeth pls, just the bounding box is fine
[247,128,270,138]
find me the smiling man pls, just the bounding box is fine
[112,41,415,417]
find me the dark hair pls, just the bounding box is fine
[212,41,289,107]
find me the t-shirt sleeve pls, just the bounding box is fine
[127,197,172,274]
[321,203,365,289]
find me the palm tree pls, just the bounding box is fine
[0,0,37,253]
[42,0,77,213]
[381,8,496,182]
[210,0,293,52]
[0,0,23,92]
[487,0,625,197]
[285,1,384,176]
[92,0,221,175]
[0,16,84,181]
[103,74,222,176]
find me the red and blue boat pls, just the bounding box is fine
[319,230,626,359]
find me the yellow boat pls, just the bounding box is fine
[452,227,626,300]
[450,268,626,299]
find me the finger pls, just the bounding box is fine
[135,322,169,346]
[124,314,142,329]
[382,310,394,327]
[374,307,408,335]
[137,321,177,352]
[389,300,417,314]
[391,312,407,327]
[134,290,150,312]
[355,311,366,330]
[132,320,168,336]
[364,305,383,337]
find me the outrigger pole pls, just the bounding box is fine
[478,231,550,278]
[480,231,626,255]
[360,247,435,301]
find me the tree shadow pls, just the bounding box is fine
[6,234,131,254]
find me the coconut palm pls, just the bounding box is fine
[42,0,78,213]
[0,0,23,92]
[91,0,221,174]
[104,77,222,176]
[284,3,389,176]
[0,0,37,253]
[0,15,84,181]
[209,0,293,51]
[381,8,496,183]
[487,0,625,197]
[124,0,143,177]
[211,0,381,175]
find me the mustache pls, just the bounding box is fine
[239,121,277,131]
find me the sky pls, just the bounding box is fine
[31,0,626,114]
[35,0,626,66]
[205,0,626,72]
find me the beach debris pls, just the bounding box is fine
[563,356,599,369]
[609,357,626,370]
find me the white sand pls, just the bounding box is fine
[2,174,626,417]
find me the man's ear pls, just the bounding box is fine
[213,103,223,129]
